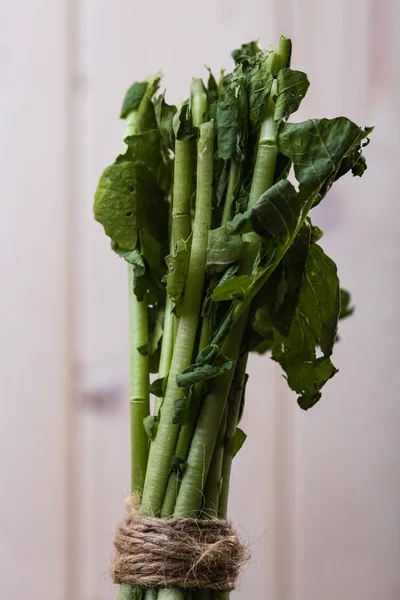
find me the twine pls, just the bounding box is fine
[111,496,249,590]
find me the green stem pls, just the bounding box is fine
[118,583,143,600]
[145,112,195,600]
[140,120,214,517]
[118,113,150,600]
[155,137,193,416]
[218,354,248,519]
[222,159,241,226]
[173,314,248,519]
[161,317,211,518]
[191,79,208,128]
[154,295,175,417]
[173,139,194,244]
[201,402,228,518]
[128,265,150,496]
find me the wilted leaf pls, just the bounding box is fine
[232,428,247,457]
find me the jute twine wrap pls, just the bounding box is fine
[111,497,249,590]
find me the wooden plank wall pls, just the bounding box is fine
[2,1,399,599]
[1,1,72,599]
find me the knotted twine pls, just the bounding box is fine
[111,496,249,590]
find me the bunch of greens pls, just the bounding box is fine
[94,36,371,600]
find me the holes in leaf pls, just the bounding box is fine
[125,211,133,218]
[128,185,135,193]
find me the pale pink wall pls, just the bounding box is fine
[2,1,399,599]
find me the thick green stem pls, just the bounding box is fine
[118,583,143,600]
[173,139,194,244]
[143,118,196,600]
[161,317,211,517]
[202,403,228,518]
[118,112,150,600]
[140,121,214,517]
[128,265,150,496]
[155,137,193,416]
[218,354,248,519]
[191,79,208,128]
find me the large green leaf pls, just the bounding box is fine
[124,130,170,192]
[277,118,373,203]
[94,160,167,252]
[94,81,171,304]
[252,221,312,337]
[274,69,310,123]
[271,243,341,409]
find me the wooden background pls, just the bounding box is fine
[2,1,400,599]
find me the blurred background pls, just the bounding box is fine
[2,0,400,599]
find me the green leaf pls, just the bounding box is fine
[143,415,158,440]
[274,69,310,123]
[206,67,219,104]
[287,356,338,410]
[124,129,170,192]
[232,428,247,457]
[149,376,168,398]
[216,69,248,161]
[207,227,246,274]
[271,243,341,409]
[231,41,262,64]
[111,242,145,272]
[277,118,373,203]
[228,178,303,244]
[211,273,260,302]
[165,235,191,303]
[196,344,218,365]
[176,358,233,389]
[137,344,148,356]
[172,101,198,140]
[252,221,311,338]
[94,160,167,252]
[339,288,354,320]
[154,92,177,149]
[122,74,161,131]
[172,396,191,425]
[302,244,340,356]
[247,62,273,130]
[120,81,148,118]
